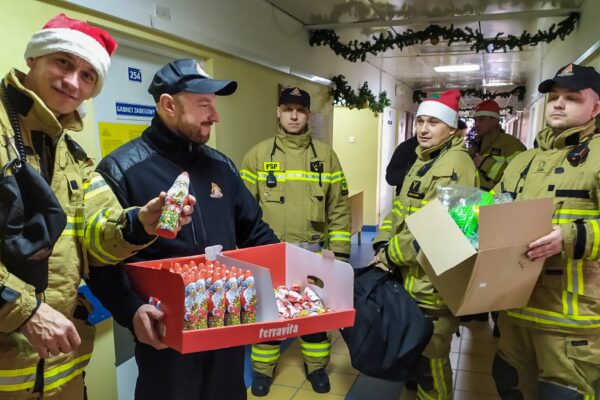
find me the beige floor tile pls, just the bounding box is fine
[450,352,459,370]
[455,370,500,396]
[301,372,357,395]
[460,321,497,343]
[460,338,497,357]
[453,389,500,400]
[273,365,308,387]
[247,384,298,400]
[279,346,305,368]
[457,353,494,374]
[326,353,359,375]
[292,389,346,400]
[330,337,350,355]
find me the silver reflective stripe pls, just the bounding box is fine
[0,371,36,391]
[44,357,89,388]
[508,308,600,327]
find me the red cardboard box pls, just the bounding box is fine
[124,242,355,353]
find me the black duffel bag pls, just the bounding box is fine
[0,81,66,298]
[341,264,433,381]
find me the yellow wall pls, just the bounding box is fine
[332,106,380,226]
[4,0,332,167]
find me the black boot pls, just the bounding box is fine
[306,368,330,393]
[251,371,273,397]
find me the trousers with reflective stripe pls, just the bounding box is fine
[0,319,93,399]
[251,332,329,377]
[403,314,458,400]
[494,312,600,400]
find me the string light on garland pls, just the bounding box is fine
[330,74,391,115]
[413,86,525,104]
[309,12,580,62]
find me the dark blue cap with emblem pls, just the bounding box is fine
[148,58,237,102]
[538,63,600,97]
[279,87,311,110]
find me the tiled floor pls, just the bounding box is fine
[246,231,501,400]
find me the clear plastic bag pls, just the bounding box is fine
[436,185,512,249]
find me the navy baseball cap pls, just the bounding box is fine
[148,58,237,102]
[279,87,310,109]
[538,63,600,97]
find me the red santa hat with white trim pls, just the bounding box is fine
[416,89,461,128]
[24,13,118,98]
[473,99,500,119]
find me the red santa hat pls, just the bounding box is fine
[416,89,461,128]
[24,13,118,98]
[473,99,500,119]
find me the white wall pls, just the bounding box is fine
[60,0,414,109]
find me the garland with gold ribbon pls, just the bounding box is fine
[309,12,579,62]
[330,74,391,114]
[413,86,525,104]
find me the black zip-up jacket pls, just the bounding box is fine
[87,116,278,330]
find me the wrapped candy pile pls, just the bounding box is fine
[150,260,256,331]
[274,284,329,320]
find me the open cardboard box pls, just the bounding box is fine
[406,198,554,316]
[124,242,355,353]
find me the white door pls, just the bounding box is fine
[378,107,397,224]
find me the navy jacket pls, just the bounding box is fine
[88,116,278,330]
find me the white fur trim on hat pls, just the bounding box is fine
[416,101,458,128]
[24,28,110,97]
[473,110,500,118]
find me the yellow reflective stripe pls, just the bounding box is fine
[589,220,600,260]
[239,169,257,179]
[239,169,257,184]
[576,259,584,296]
[62,215,85,237]
[404,266,416,300]
[329,231,351,242]
[487,156,507,180]
[300,341,331,358]
[389,235,406,265]
[250,346,280,362]
[85,209,124,264]
[417,385,437,400]
[0,365,36,392]
[83,176,111,200]
[507,307,600,329]
[380,219,393,230]
[430,357,449,400]
[44,354,91,391]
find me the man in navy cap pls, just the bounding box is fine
[492,63,600,400]
[88,58,278,400]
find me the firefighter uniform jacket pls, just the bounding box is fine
[496,121,600,335]
[471,126,526,191]
[0,69,150,397]
[374,135,478,310]
[240,128,351,261]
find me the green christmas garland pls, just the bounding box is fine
[330,74,391,114]
[413,86,525,104]
[309,12,579,62]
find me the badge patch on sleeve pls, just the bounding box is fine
[341,178,349,195]
[263,162,280,172]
